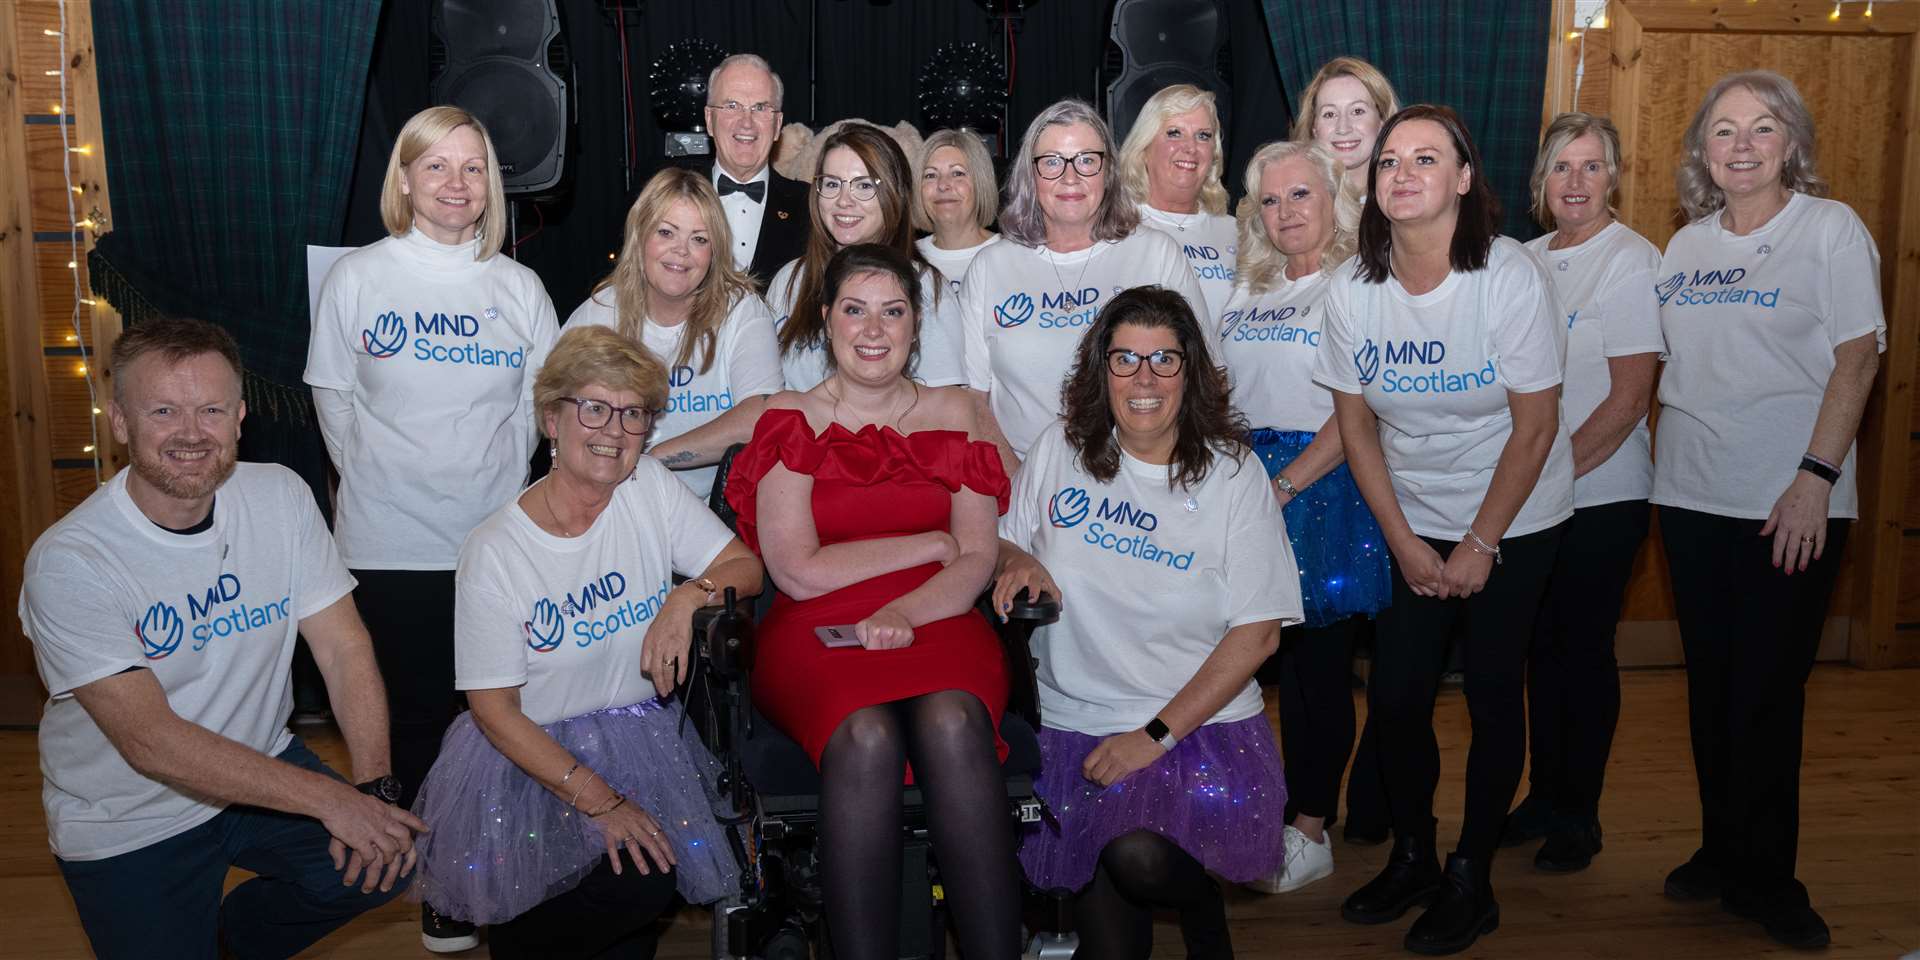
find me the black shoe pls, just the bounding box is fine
[1534,821,1602,873]
[421,903,480,954]
[1341,833,1441,925]
[1343,819,1390,846]
[1498,792,1553,848]
[1404,853,1499,956]
[1758,904,1831,949]
[1663,853,1723,901]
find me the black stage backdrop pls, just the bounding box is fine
[340,0,1288,321]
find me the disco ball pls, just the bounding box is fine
[918,42,1008,133]
[649,38,728,131]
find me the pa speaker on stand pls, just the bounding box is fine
[430,0,575,200]
[1101,0,1232,143]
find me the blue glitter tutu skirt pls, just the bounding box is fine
[409,699,738,925]
[1251,428,1392,627]
[1019,716,1287,890]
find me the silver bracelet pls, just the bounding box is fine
[1462,528,1502,565]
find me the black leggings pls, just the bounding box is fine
[352,569,459,810]
[818,690,1021,960]
[1526,500,1649,820]
[1266,618,1360,822]
[1369,524,1564,860]
[487,850,676,959]
[1074,830,1232,960]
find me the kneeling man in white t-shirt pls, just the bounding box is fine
[19,318,425,960]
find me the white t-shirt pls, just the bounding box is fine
[563,288,783,497]
[1217,271,1338,433]
[1525,222,1666,508]
[766,258,966,391]
[714,163,770,271]
[454,459,735,727]
[999,424,1302,735]
[1313,237,1575,540]
[1652,192,1887,519]
[1139,204,1238,318]
[960,229,1208,455]
[21,464,356,860]
[305,229,559,569]
[916,234,1002,296]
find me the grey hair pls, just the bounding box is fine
[911,128,1000,232]
[1234,140,1358,294]
[1000,99,1141,248]
[1115,84,1229,216]
[707,53,785,110]
[1531,112,1623,230]
[1677,70,1826,220]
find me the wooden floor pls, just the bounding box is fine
[1,665,1914,959]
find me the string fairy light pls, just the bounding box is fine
[50,0,105,485]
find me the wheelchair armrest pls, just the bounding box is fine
[1002,587,1060,625]
[691,589,753,679]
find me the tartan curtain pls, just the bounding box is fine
[1258,1,1551,240]
[88,0,383,416]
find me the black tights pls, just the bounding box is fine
[818,690,1021,960]
[1073,830,1231,960]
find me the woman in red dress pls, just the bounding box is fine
[725,244,1019,959]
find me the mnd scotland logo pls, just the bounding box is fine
[1049,487,1091,528]
[365,308,527,367]
[135,573,292,660]
[995,293,1035,328]
[362,311,407,359]
[525,598,565,653]
[524,571,671,652]
[1355,338,1381,386]
[1661,267,1779,309]
[137,601,183,660]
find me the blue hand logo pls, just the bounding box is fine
[137,601,183,660]
[362,311,407,359]
[1567,309,1580,329]
[994,293,1035,328]
[1654,271,1686,305]
[1354,338,1380,386]
[1048,487,1091,528]
[524,598,564,653]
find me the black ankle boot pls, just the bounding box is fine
[1404,853,1499,955]
[1341,832,1441,925]
[1535,820,1603,873]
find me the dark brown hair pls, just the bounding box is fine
[110,317,244,402]
[1061,286,1246,490]
[1356,104,1501,283]
[779,123,924,358]
[820,243,922,377]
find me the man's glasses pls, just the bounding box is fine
[708,100,777,120]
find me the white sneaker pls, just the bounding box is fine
[1245,824,1335,894]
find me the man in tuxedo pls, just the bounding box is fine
[678,53,809,281]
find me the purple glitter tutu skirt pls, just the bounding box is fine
[1019,715,1287,891]
[1251,428,1392,628]
[409,699,738,925]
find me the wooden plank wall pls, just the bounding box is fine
[0,0,121,704]
[1545,0,1919,667]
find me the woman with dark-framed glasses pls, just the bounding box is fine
[958,99,1206,469]
[995,286,1301,959]
[768,122,965,392]
[409,325,761,959]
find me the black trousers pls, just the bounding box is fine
[1264,618,1360,822]
[487,852,676,959]
[1660,506,1849,909]
[1525,500,1650,820]
[1370,524,1564,860]
[351,569,459,810]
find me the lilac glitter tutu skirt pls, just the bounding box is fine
[409,699,738,925]
[1019,715,1287,891]
[1251,428,1392,628]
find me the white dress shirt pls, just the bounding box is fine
[714,163,771,270]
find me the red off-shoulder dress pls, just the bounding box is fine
[724,408,1011,777]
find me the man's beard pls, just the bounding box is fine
[132,441,237,501]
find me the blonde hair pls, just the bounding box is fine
[911,128,1000,232]
[1234,140,1358,293]
[592,168,758,373]
[1531,112,1623,230]
[1289,57,1400,143]
[1116,84,1228,216]
[533,326,670,437]
[379,106,508,260]
[1676,70,1826,220]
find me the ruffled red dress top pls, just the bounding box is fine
[725,408,1012,778]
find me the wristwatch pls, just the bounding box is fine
[1144,716,1177,753]
[355,775,403,804]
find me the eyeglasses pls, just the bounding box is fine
[1107,348,1185,378]
[815,175,882,201]
[707,100,777,120]
[558,396,656,435]
[1033,151,1106,180]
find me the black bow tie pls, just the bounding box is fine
[718,175,765,203]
